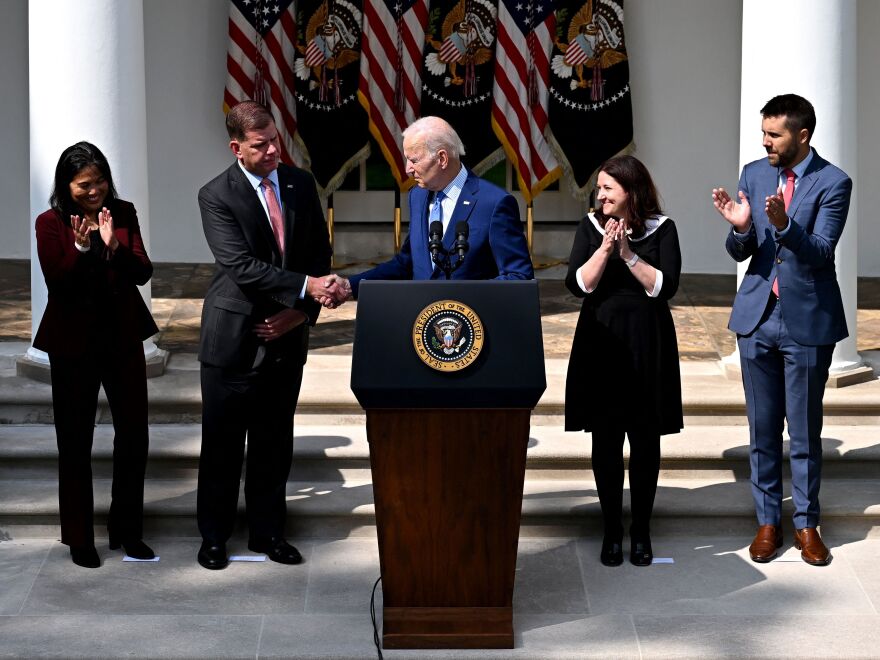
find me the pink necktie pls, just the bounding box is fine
[772,168,796,298]
[261,178,285,255]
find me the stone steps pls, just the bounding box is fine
[3,355,880,424]
[4,423,880,476]
[3,353,879,537]
[2,422,879,537]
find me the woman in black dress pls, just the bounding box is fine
[565,155,683,567]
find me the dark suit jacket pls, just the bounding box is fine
[726,149,851,345]
[198,162,332,370]
[34,200,158,356]
[348,169,533,297]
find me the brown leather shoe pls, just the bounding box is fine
[749,524,783,562]
[793,527,831,566]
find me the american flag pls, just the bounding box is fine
[358,0,429,189]
[224,0,304,166]
[492,0,561,202]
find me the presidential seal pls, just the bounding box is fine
[412,300,484,372]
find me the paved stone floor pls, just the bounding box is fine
[3,534,880,658]
[3,259,880,359]
[4,259,880,658]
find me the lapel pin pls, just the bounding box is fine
[463,200,471,205]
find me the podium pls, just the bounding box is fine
[351,280,546,649]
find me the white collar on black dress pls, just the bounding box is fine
[587,213,668,242]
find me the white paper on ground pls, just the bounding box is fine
[651,557,674,564]
[123,556,160,562]
[229,555,267,562]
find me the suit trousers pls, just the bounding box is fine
[591,427,661,538]
[49,344,149,547]
[737,296,833,529]
[197,358,304,544]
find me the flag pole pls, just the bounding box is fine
[526,201,534,255]
[394,188,402,253]
[327,193,335,268]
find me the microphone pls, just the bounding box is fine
[428,221,444,263]
[454,221,469,261]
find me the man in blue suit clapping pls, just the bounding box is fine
[712,94,852,567]
[320,116,533,303]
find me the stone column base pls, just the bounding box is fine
[16,348,169,384]
[720,358,875,388]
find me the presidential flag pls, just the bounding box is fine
[548,0,633,199]
[224,0,304,165]
[293,0,370,196]
[492,0,561,203]
[420,0,503,174]
[358,0,430,190]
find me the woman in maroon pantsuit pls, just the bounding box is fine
[34,142,158,568]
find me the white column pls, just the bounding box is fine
[726,0,861,375]
[28,0,160,366]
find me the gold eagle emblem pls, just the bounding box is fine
[552,0,628,95]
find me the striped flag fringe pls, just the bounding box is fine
[223,0,306,167]
[492,0,562,203]
[358,0,429,190]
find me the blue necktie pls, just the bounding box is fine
[428,191,445,271]
[429,190,445,229]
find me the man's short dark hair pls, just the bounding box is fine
[226,101,275,140]
[761,94,816,140]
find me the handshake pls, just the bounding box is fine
[307,274,353,309]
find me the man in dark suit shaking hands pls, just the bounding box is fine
[712,94,852,566]
[196,101,332,569]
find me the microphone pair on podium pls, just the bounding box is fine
[428,220,469,279]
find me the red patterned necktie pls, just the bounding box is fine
[772,168,796,298]
[261,177,285,255]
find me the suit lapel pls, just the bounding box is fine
[277,167,297,268]
[409,187,432,277]
[442,172,477,252]
[229,163,281,262]
[787,151,825,219]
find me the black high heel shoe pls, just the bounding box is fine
[70,545,101,568]
[600,535,624,566]
[109,538,155,560]
[630,535,653,566]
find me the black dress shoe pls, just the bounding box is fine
[109,538,155,560]
[197,541,229,570]
[248,537,303,565]
[630,537,653,567]
[70,545,101,568]
[600,536,624,566]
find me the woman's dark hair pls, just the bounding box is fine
[594,154,663,237]
[49,141,118,220]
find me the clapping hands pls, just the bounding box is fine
[712,187,752,233]
[764,187,789,230]
[602,218,635,262]
[71,207,118,251]
[71,214,92,249]
[97,207,119,251]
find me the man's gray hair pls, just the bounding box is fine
[402,116,466,159]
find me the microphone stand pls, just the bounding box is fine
[429,222,469,279]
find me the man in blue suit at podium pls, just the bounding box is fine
[712,94,852,567]
[321,116,533,304]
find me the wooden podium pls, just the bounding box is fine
[351,281,546,649]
